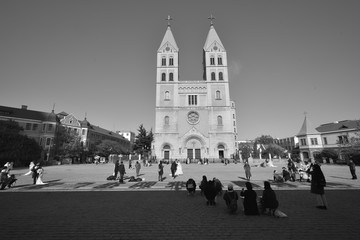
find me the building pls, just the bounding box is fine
[116,130,135,145]
[297,116,360,161]
[274,137,299,153]
[0,105,59,161]
[152,18,237,161]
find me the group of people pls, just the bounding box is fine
[198,175,223,205]
[24,161,46,185]
[170,160,183,179]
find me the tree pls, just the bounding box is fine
[54,126,83,160]
[133,124,153,159]
[238,143,252,161]
[262,143,286,158]
[254,135,274,145]
[0,120,42,166]
[95,139,126,157]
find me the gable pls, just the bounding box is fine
[60,114,81,127]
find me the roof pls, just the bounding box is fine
[203,25,225,51]
[297,116,319,136]
[158,26,179,51]
[0,105,59,122]
[316,120,360,133]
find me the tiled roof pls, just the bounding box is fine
[316,120,360,133]
[0,105,58,122]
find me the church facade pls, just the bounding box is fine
[152,19,237,161]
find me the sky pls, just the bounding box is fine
[1,0,359,140]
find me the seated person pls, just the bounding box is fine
[260,181,279,215]
[240,182,259,215]
[186,178,196,195]
[282,167,291,181]
[223,184,239,213]
[0,167,17,190]
[273,170,284,182]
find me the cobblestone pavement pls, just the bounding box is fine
[1,162,359,240]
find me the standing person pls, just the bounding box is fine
[199,175,208,196]
[24,161,35,176]
[118,161,126,183]
[35,164,47,185]
[170,160,177,179]
[128,159,132,169]
[135,161,141,177]
[223,184,239,213]
[348,159,357,180]
[244,161,251,181]
[158,161,164,181]
[31,163,39,185]
[240,182,259,215]
[113,160,119,179]
[260,181,279,215]
[175,160,183,176]
[307,162,328,210]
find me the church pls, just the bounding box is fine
[152,17,237,161]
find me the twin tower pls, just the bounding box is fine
[152,17,237,161]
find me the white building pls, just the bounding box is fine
[152,18,237,161]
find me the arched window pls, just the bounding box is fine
[217,116,223,125]
[219,72,223,80]
[218,56,223,65]
[161,73,166,81]
[164,116,169,125]
[169,57,174,66]
[211,72,216,80]
[161,57,166,66]
[165,91,170,100]
[218,144,224,149]
[216,90,221,100]
[210,56,215,65]
[169,72,174,81]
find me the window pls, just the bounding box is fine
[338,135,349,144]
[42,124,46,132]
[218,56,223,65]
[215,90,221,100]
[310,138,318,145]
[32,124,38,131]
[188,95,197,105]
[217,116,223,125]
[211,72,216,80]
[169,57,174,66]
[46,138,51,146]
[161,73,166,81]
[164,116,169,125]
[25,123,31,130]
[165,91,170,100]
[233,114,235,119]
[169,72,174,81]
[82,129,86,135]
[161,57,166,66]
[300,139,307,146]
[39,138,43,146]
[210,56,215,65]
[47,124,53,132]
[323,137,328,145]
[233,121,236,126]
[219,72,223,80]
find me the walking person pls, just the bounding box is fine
[135,161,141,177]
[119,161,126,183]
[244,161,251,181]
[348,159,357,180]
[158,161,164,181]
[307,162,328,210]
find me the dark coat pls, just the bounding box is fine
[240,189,259,215]
[309,164,326,195]
[170,162,177,171]
[223,190,238,207]
[204,180,217,201]
[262,188,279,209]
[119,163,126,175]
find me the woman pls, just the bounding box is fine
[175,160,183,176]
[199,175,208,196]
[261,181,279,215]
[158,161,164,181]
[244,161,251,180]
[308,163,328,210]
[135,161,141,177]
[240,182,259,215]
[24,161,35,176]
[35,164,47,185]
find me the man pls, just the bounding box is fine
[170,160,177,179]
[349,159,357,180]
[118,161,126,183]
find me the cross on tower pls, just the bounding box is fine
[166,15,173,27]
[208,14,215,25]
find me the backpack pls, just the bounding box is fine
[106,175,116,180]
[228,193,238,212]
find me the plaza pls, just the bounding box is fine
[1,161,360,240]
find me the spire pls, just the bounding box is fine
[158,16,178,51]
[203,16,224,51]
[297,115,319,136]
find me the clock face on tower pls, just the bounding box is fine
[187,111,199,124]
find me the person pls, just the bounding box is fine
[244,161,251,180]
[348,159,357,180]
[273,170,284,182]
[240,182,259,215]
[113,160,119,179]
[24,161,35,176]
[35,164,47,185]
[287,158,297,181]
[135,161,141,177]
[260,181,279,215]
[119,161,126,183]
[31,163,40,184]
[129,159,132,169]
[223,184,239,213]
[186,178,196,195]
[203,179,217,206]
[158,161,164,181]
[175,160,183,176]
[0,167,17,190]
[213,177,223,196]
[307,162,328,210]
[199,175,208,196]
[170,160,177,179]
[282,167,291,182]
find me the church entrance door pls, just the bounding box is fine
[187,149,193,159]
[195,149,201,159]
[164,151,170,160]
[218,150,224,159]
[187,149,201,159]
